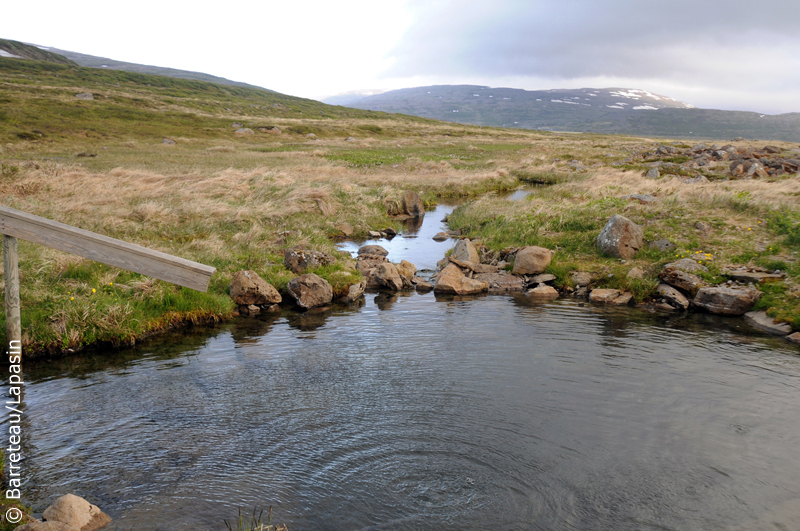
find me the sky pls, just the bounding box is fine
[3,0,799,114]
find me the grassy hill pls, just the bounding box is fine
[339,85,800,142]
[0,38,76,65]
[0,57,429,144]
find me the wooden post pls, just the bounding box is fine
[3,235,21,344]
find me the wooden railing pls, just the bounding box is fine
[0,205,216,344]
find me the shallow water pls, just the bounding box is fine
[14,195,800,531]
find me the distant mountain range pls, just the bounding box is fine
[0,38,266,91]
[325,85,800,142]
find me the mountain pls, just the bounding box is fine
[333,85,800,142]
[322,89,388,106]
[0,38,76,65]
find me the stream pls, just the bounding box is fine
[12,196,800,531]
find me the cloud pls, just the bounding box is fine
[384,0,800,112]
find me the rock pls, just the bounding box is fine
[402,190,425,218]
[383,228,397,237]
[283,248,337,274]
[229,270,282,306]
[695,221,712,233]
[645,168,660,179]
[15,523,75,531]
[161,138,176,145]
[744,311,792,336]
[763,145,781,154]
[434,264,489,295]
[451,239,480,264]
[287,274,333,309]
[648,238,675,251]
[345,136,356,142]
[727,270,785,283]
[472,263,498,274]
[659,268,705,296]
[657,283,689,310]
[512,246,553,275]
[337,280,366,303]
[42,494,111,531]
[358,244,388,257]
[337,223,354,237]
[611,291,634,306]
[589,289,632,305]
[238,304,261,316]
[267,127,282,134]
[571,271,592,287]
[693,286,759,315]
[530,273,556,284]
[306,133,317,139]
[589,289,621,303]
[623,194,658,204]
[234,128,255,135]
[231,123,243,128]
[473,272,526,292]
[596,214,644,259]
[432,232,449,242]
[368,230,382,238]
[626,267,645,280]
[373,263,405,291]
[683,175,709,184]
[413,277,434,291]
[788,332,800,345]
[663,258,707,272]
[395,260,417,281]
[75,93,94,100]
[527,285,559,300]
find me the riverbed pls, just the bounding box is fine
[17,201,800,531]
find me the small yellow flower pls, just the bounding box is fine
[747,227,752,231]
[92,288,96,293]
[109,282,113,285]
[70,297,74,301]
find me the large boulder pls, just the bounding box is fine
[402,190,425,218]
[284,248,337,274]
[450,239,480,264]
[395,260,417,281]
[596,214,644,259]
[659,268,705,297]
[512,246,553,275]
[42,494,111,531]
[374,263,405,291]
[434,264,489,295]
[570,271,592,287]
[287,274,333,309]
[693,286,759,315]
[229,270,282,306]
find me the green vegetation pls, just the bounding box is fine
[0,55,798,354]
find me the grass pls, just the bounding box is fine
[224,507,286,531]
[1,55,799,354]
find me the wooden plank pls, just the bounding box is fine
[0,205,215,292]
[3,235,21,343]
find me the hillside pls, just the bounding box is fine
[0,57,420,144]
[0,38,76,65]
[332,85,800,142]
[45,45,266,90]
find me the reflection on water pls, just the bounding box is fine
[337,201,463,270]
[19,295,800,531]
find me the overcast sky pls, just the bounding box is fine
[3,0,799,114]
